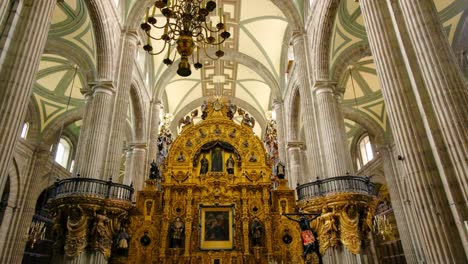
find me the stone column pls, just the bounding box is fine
[272,100,287,163]
[393,0,468,254]
[74,92,93,175]
[130,144,147,191]
[123,148,133,186]
[359,0,465,261]
[79,83,115,180]
[379,145,419,262]
[314,82,353,177]
[398,0,468,201]
[0,0,55,192]
[291,32,324,181]
[147,101,163,165]
[287,142,304,188]
[103,31,139,180]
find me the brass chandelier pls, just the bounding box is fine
[141,0,231,77]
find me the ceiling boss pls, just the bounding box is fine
[141,0,231,77]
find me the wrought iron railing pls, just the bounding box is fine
[51,177,134,202]
[296,176,376,200]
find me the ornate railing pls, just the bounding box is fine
[296,176,376,201]
[51,177,134,202]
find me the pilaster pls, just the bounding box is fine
[130,143,147,191]
[272,100,287,163]
[287,142,305,187]
[147,100,163,168]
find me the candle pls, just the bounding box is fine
[151,4,157,17]
[145,7,149,22]
[197,46,200,62]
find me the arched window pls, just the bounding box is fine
[356,134,374,170]
[55,138,72,169]
[20,122,29,139]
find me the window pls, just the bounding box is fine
[20,123,29,139]
[356,134,374,169]
[55,138,72,169]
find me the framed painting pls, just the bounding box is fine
[200,205,234,250]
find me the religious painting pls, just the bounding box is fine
[200,205,234,250]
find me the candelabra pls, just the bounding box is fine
[141,0,231,77]
[28,220,46,249]
[373,214,393,240]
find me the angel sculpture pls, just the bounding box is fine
[227,101,237,119]
[178,116,192,129]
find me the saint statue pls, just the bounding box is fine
[226,154,235,175]
[200,154,209,175]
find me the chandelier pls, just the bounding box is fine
[141,0,231,77]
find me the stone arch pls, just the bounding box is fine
[0,158,20,245]
[125,0,302,32]
[170,96,267,136]
[341,105,385,145]
[310,0,341,81]
[286,85,301,142]
[82,0,118,81]
[44,39,96,82]
[41,107,85,147]
[23,100,41,145]
[129,83,146,142]
[331,43,372,85]
[153,49,281,101]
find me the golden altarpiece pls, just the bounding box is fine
[122,98,306,264]
[48,98,378,264]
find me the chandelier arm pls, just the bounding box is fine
[148,41,169,56]
[202,45,221,61]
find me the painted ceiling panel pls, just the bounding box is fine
[241,19,288,78]
[165,76,202,113]
[240,0,286,21]
[49,0,97,67]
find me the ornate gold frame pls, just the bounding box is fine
[199,205,234,250]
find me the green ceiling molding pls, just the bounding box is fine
[49,0,97,71]
[332,0,466,139]
[33,55,86,133]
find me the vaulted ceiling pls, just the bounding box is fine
[30,0,467,143]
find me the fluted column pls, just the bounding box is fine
[291,32,324,180]
[287,143,303,188]
[273,100,287,163]
[123,148,133,186]
[359,0,465,261]
[147,101,163,165]
[314,82,353,177]
[79,83,115,180]
[74,92,93,175]
[398,0,468,202]
[0,0,55,191]
[104,31,139,179]
[130,144,147,191]
[379,145,419,262]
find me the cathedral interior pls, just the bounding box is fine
[0,0,467,263]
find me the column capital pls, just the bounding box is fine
[89,81,116,95]
[122,29,140,44]
[151,100,164,107]
[129,142,148,150]
[272,99,284,108]
[313,80,337,95]
[291,30,306,45]
[287,141,306,150]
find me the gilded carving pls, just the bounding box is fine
[64,206,88,257]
